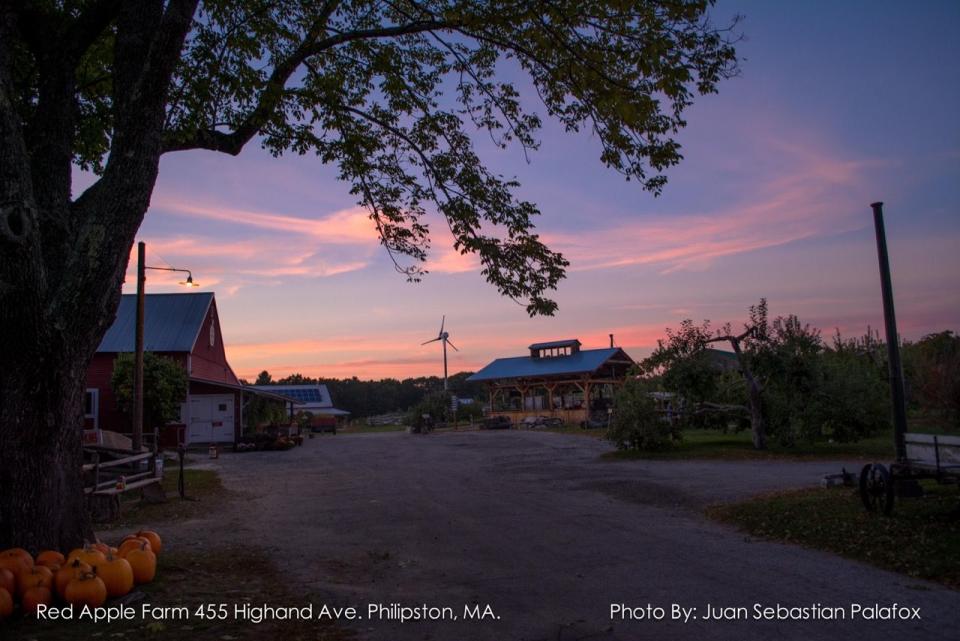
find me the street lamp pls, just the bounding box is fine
[133,241,198,452]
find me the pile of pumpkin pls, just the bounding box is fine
[0,529,161,621]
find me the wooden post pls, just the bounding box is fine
[871,202,909,462]
[133,241,145,452]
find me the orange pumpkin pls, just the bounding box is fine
[35,550,65,568]
[67,545,106,567]
[97,554,134,598]
[22,586,52,616]
[1,548,32,564]
[118,537,151,558]
[90,542,111,556]
[55,560,91,598]
[17,565,53,597]
[0,587,13,620]
[64,572,107,608]
[125,543,156,584]
[0,568,14,595]
[135,530,162,555]
[0,549,31,576]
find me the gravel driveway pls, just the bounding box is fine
[197,430,958,641]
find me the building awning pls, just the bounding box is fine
[189,377,299,404]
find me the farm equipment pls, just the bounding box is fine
[859,433,960,515]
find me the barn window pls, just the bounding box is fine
[218,403,228,412]
[209,322,216,347]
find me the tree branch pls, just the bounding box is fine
[66,0,122,60]
[162,17,455,155]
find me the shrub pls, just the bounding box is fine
[607,379,680,451]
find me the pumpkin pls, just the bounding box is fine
[55,560,91,598]
[118,537,151,558]
[125,543,156,584]
[0,549,31,576]
[0,587,13,620]
[64,572,107,608]
[135,530,162,555]
[97,554,134,598]
[90,542,111,556]
[67,545,106,567]
[17,565,53,597]
[1,548,32,564]
[22,586,52,616]
[0,568,14,595]
[36,550,65,568]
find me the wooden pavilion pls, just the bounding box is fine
[468,338,635,425]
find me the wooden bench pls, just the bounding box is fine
[83,449,164,521]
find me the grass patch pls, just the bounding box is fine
[5,545,354,640]
[110,466,225,528]
[707,483,960,589]
[600,429,897,461]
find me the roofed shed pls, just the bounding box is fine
[468,338,635,425]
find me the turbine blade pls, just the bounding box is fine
[439,315,445,336]
[446,338,459,351]
[421,338,441,345]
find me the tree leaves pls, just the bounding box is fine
[14,0,740,316]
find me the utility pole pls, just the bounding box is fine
[133,241,145,452]
[870,202,908,462]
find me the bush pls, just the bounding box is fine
[405,391,453,428]
[607,379,680,451]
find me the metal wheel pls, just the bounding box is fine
[859,463,894,515]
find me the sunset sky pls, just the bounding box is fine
[87,1,960,381]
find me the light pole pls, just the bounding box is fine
[133,241,198,452]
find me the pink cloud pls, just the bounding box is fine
[152,198,377,244]
[547,139,884,274]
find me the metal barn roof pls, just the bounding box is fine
[97,292,213,353]
[468,348,627,382]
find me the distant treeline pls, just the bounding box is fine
[243,371,485,418]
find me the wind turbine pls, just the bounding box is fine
[421,315,458,391]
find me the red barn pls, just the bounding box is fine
[84,292,287,446]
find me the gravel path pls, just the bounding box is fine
[174,430,959,641]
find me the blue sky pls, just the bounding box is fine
[106,1,960,380]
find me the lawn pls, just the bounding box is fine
[708,483,960,589]
[601,429,897,461]
[5,464,354,639]
[110,464,225,528]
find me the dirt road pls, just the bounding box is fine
[196,430,958,640]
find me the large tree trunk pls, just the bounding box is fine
[0,0,199,552]
[0,355,97,551]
